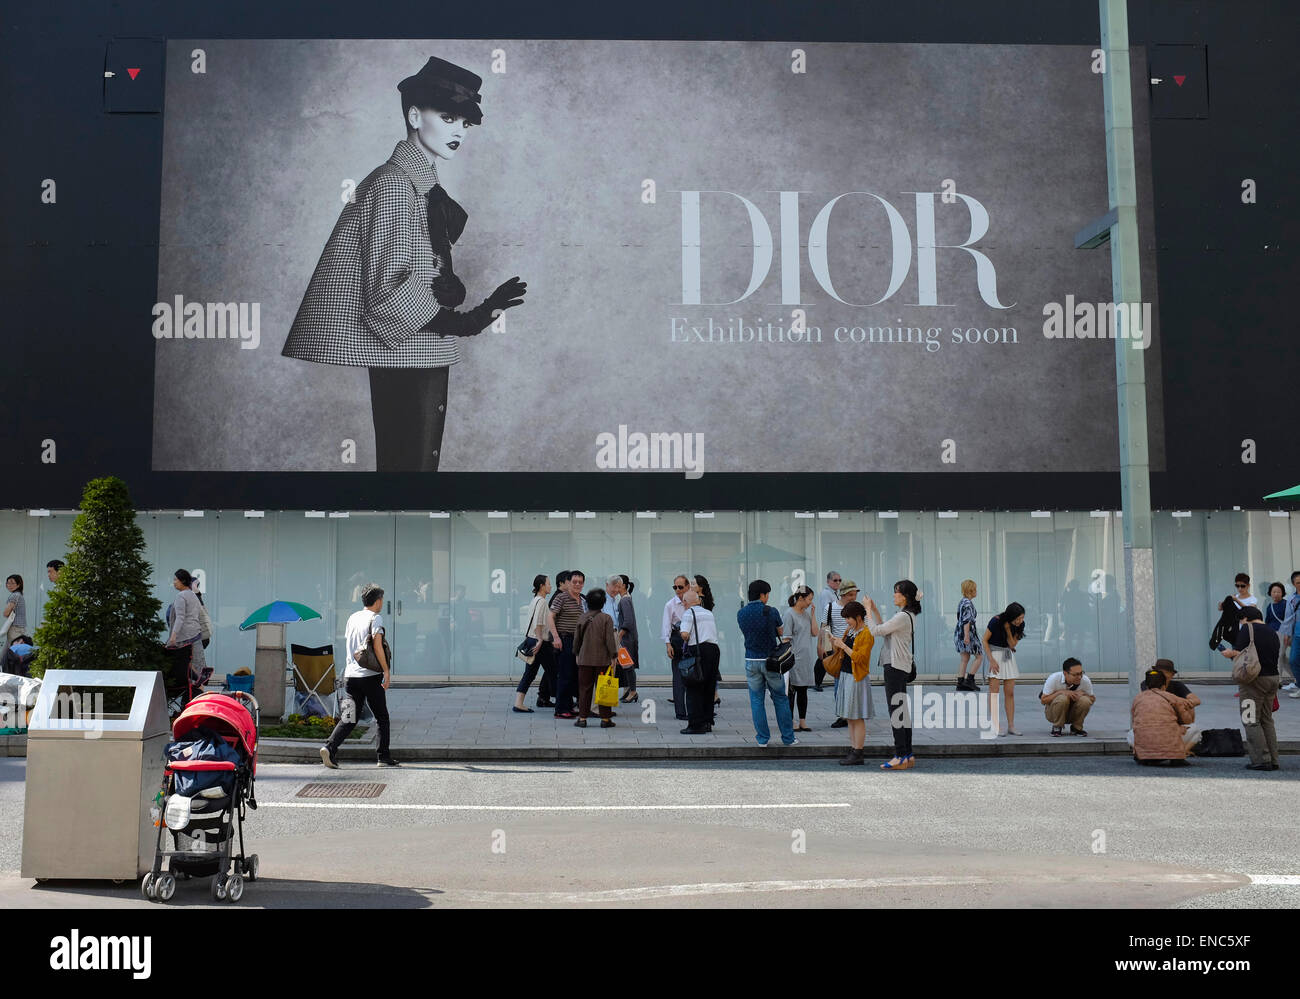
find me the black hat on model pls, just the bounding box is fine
[399,57,484,125]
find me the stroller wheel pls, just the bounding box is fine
[210,875,226,902]
[225,874,244,902]
[141,874,155,900]
[156,874,177,902]
[244,855,259,882]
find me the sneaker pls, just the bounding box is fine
[1050,725,1064,737]
[376,757,401,767]
[1070,728,1088,737]
[1290,690,1300,699]
[756,740,770,748]
[1282,683,1298,692]
[783,739,800,747]
[319,746,338,769]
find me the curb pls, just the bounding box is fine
[254,738,1300,764]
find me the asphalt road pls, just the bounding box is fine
[1,756,1295,908]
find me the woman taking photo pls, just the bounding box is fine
[513,574,560,713]
[692,574,721,713]
[617,574,640,704]
[679,587,721,734]
[165,569,206,705]
[982,600,1027,736]
[867,581,922,770]
[782,586,820,732]
[828,600,874,764]
[954,579,983,690]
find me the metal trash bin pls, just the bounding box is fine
[21,669,170,881]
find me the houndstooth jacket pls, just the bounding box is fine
[281,139,460,368]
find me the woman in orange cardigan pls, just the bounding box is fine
[828,600,875,765]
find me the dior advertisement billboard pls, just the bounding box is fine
[152,40,1162,476]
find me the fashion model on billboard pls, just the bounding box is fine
[281,56,527,471]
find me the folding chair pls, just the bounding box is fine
[290,643,337,718]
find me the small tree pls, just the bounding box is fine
[33,477,166,677]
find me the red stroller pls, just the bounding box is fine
[143,691,259,904]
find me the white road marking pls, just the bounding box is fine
[260,802,852,811]
[1247,875,1300,885]
[443,872,1247,904]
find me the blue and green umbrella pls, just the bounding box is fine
[238,600,322,631]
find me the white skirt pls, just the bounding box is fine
[989,648,1020,680]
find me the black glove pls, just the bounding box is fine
[426,277,527,338]
[431,269,466,308]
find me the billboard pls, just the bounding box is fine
[151,40,1163,478]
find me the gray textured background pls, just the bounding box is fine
[153,40,1162,473]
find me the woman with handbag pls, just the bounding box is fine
[692,574,722,713]
[867,580,923,771]
[826,600,874,764]
[617,574,640,703]
[782,586,820,732]
[574,588,618,728]
[982,600,1026,737]
[679,587,721,734]
[513,574,561,713]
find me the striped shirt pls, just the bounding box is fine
[550,592,584,636]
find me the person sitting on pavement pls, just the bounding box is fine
[1129,668,1200,766]
[1140,658,1200,708]
[1039,657,1096,736]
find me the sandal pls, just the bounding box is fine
[881,756,906,770]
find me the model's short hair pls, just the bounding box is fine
[585,588,606,612]
[748,579,771,602]
[1235,572,1251,585]
[961,579,976,598]
[840,600,866,622]
[362,584,385,608]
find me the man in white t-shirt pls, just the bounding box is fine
[1040,657,1096,736]
[321,584,399,768]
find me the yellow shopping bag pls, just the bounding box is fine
[594,664,620,708]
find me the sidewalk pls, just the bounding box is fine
[257,682,1300,763]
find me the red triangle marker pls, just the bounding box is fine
[127,67,141,80]
[1173,74,1186,86]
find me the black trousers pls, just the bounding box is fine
[788,684,809,719]
[684,644,721,729]
[517,641,554,695]
[553,633,577,714]
[813,659,827,689]
[369,367,450,472]
[327,674,390,760]
[884,666,913,756]
[670,632,687,718]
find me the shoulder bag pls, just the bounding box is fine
[1231,622,1262,684]
[816,601,835,658]
[515,598,544,664]
[357,622,393,674]
[678,609,706,686]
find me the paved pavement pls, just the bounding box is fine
[253,681,1299,762]
[0,755,1294,909]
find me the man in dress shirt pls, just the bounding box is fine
[662,574,691,719]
